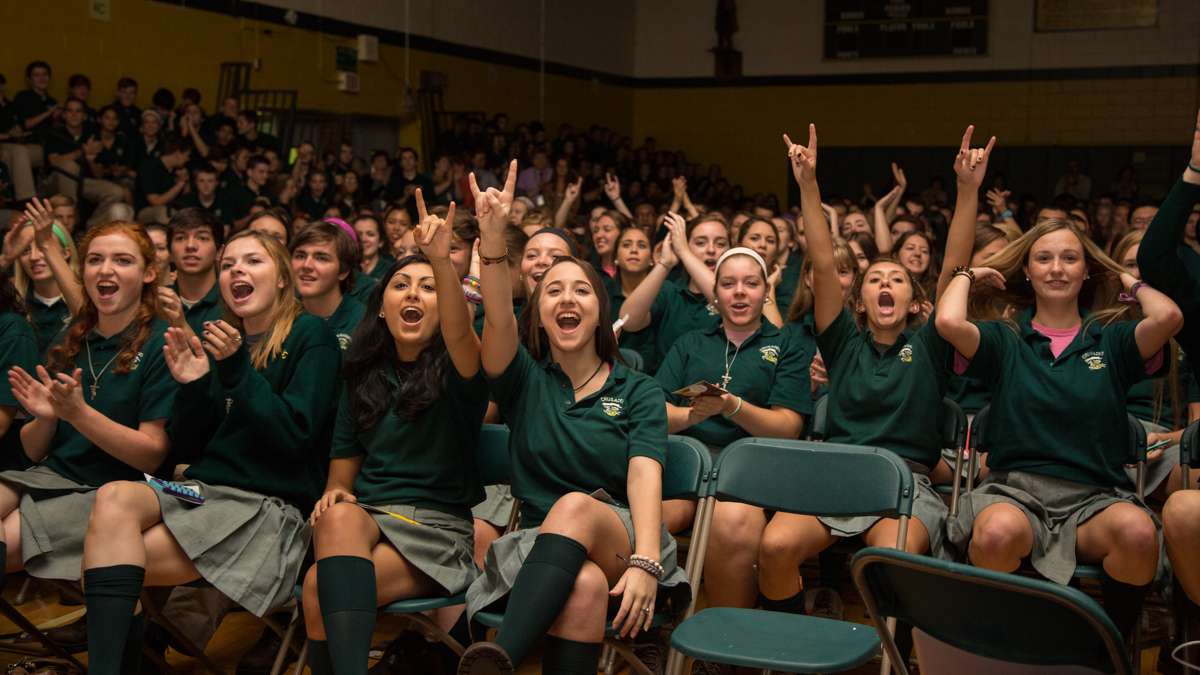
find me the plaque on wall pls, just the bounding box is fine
[1035,0,1157,32]
[824,0,989,60]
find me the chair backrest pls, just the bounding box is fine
[713,438,914,518]
[619,348,645,373]
[972,406,1147,464]
[1183,419,1200,467]
[476,424,512,486]
[662,435,713,501]
[851,547,1131,675]
[812,395,966,450]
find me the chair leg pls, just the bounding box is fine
[601,642,617,675]
[606,640,655,675]
[394,612,467,656]
[269,605,301,675]
[292,638,309,675]
[0,599,87,672]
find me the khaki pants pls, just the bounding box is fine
[0,142,43,201]
[47,158,125,207]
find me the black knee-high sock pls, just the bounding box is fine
[542,636,602,675]
[306,639,334,675]
[1101,577,1149,639]
[495,533,587,666]
[118,613,146,675]
[759,590,806,615]
[84,565,146,675]
[317,556,377,675]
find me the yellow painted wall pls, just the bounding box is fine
[2,1,1196,198]
[0,0,633,133]
[633,76,1200,199]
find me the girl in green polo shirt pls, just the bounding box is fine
[458,163,688,675]
[756,125,962,618]
[353,213,395,282]
[301,196,488,675]
[735,216,785,325]
[605,225,658,369]
[0,218,175,596]
[10,214,81,355]
[77,229,341,675]
[619,212,724,372]
[937,194,1182,638]
[655,247,810,610]
[0,274,38,470]
[782,240,857,403]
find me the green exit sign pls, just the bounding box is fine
[336,46,358,73]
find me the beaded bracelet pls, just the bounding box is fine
[629,554,665,580]
[952,265,975,284]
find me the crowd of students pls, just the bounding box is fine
[1,59,1200,675]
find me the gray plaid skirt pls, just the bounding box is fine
[818,472,949,559]
[155,481,309,617]
[946,470,1159,585]
[471,485,515,528]
[0,465,97,580]
[465,497,691,621]
[360,503,479,595]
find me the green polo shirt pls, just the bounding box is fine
[43,320,177,486]
[490,345,668,528]
[604,273,657,372]
[175,281,223,338]
[656,322,811,448]
[175,313,340,507]
[965,311,1150,488]
[0,312,38,470]
[325,295,366,351]
[364,255,397,282]
[27,294,71,357]
[649,279,721,373]
[348,272,378,306]
[136,157,175,210]
[1124,350,1192,428]
[331,364,488,515]
[816,309,951,469]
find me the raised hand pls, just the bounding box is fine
[954,125,997,190]
[672,175,687,199]
[971,267,1007,291]
[564,176,583,203]
[1,221,34,268]
[201,320,243,361]
[1190,108,1200,174]
[470,159,517,235]
[655,232,679,269]
[663,212,689,259]
[891,162,907,193]
[604,172,622,202]
[8,366,55,419]
[158,287,185,326]
[986,188,1012,216]
[163,326,210,384]
[22,197,58,248]
[783,125,818,186]
[414,187,455,262]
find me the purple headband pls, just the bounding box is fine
[323,217,358,243]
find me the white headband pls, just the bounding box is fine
[715,247,769,278]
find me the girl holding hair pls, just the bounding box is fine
[939,132,1183,638]
[301,193,487,674]
[9,206,82,355]
[756,126,969,616]
[783,240,857,399]
[459,163,688,675]
[619,213,726,372]
[1,208,174,602]
[78,229,342,674]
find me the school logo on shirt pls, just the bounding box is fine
[1082,351,1107,371]
[759,345,780,364]
[600,396,625,418]
[898,345,914,363]
[280,350,289,360]
[130,351,144,371]
[336,333,352,351]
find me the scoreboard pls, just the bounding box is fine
[824,0,988,60]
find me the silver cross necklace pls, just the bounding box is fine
[85,340,121,399]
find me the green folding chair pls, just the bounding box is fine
[1181,418,1200,490]
[810,395,967,515]
[474,434,712,675]
[851,546,1132,675]
[272,424,513,675]
[668,437,915,674]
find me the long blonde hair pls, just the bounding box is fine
[11,218,81,303]
[1109,229,1183,428]
[969,219,1130,329]
[787,239,856,322]
[220,230,302,370]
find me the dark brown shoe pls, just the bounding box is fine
[457,641,515,675]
